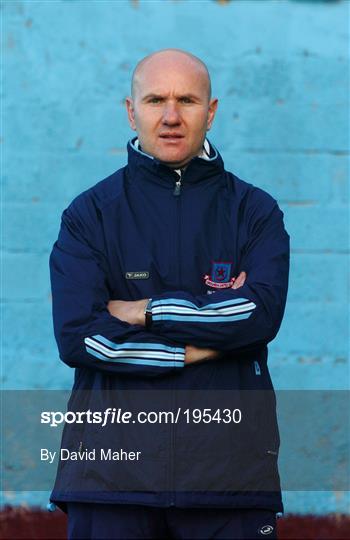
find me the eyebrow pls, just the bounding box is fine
[141,93,202,102]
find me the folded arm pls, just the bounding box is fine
[107,272,247,365]
[132,199,290,353]
[50,202,186,378]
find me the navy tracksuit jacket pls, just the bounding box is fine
[49,138,289,513]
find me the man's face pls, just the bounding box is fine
[126,54,218,168]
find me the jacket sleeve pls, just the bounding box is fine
[149,194,290,352]
[50,201,185,377]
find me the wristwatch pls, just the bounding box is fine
[144,298,153,329]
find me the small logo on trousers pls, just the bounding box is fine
[259,524,274,535]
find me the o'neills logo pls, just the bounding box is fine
[204,261,235,289]
[259,524,274,535]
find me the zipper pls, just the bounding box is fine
[169,169,183,506]
[173,170,182,196]
[176,172,182,287]
[169,386,176,506]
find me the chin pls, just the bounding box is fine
[157,150,191,166]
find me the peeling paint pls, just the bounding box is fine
[298,356,322,363]
[6,34,15,49]
[109,147,127,155]
[285,200,316,206]
[332,491,345,502]
[75,137,84,150]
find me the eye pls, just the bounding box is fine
[180,97,193,104]
[148,97,162,104]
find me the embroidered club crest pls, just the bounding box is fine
[204,261,235,289]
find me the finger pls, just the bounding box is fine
[232,271,246,289]
[234,271,245,289]
[237,271,247,288]
[239,271,247,285]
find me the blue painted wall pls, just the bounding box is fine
[2,0,349,513]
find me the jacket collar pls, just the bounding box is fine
[133,137,212,161]
[126,136,225,188]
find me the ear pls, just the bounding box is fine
[206,98,218,131]
[125,97,137,131]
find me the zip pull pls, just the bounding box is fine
[173,170,182,196]
[254,360,261,375]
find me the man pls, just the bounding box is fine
[50,49,289,539]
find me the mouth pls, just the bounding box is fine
[159,133,184,143]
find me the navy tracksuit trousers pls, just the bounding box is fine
[67,503,278,539]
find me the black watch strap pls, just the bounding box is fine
[144,298,153,329]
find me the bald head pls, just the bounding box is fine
[131,48,212,102]
[126,48,218,168]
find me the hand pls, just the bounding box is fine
[232,271,247,289]
[185,344,221,365]
[185,270,247,365]
[107,299,148,326]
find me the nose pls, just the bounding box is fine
[162,102,181,126]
